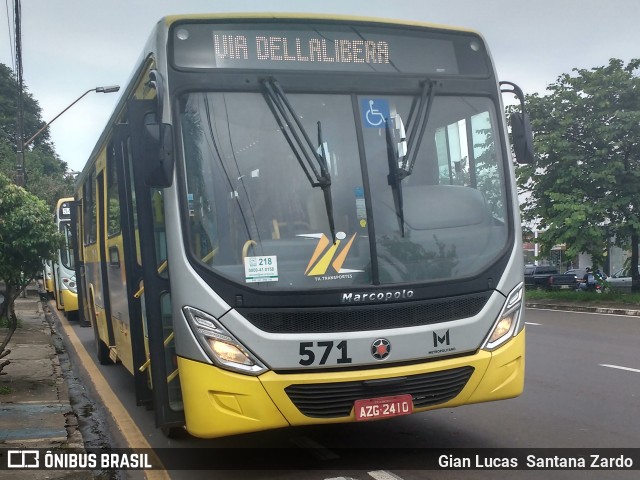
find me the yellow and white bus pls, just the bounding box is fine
[41,259,54,297]
[74,13,533,438]
[52,197,78,319]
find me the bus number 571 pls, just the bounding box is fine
[299,341,352,366]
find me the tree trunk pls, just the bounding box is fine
[631,234,640,294]
[0,284,19,375]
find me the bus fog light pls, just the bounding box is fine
[68,276,77,294]
[183,306,267,375]
[62,276,78,294]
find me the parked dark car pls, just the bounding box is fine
[565,268,608,281]
[524,265,578,290]
[565,268,588,280]
[566,268,608,292]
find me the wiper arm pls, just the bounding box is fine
[385,117,406,236]
[403,80,436,175]
[316,121,337,244]
[261,79,337,242]
[385,80,436,237]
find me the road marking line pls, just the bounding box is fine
[53,304,170,480]
[369,471,404,480]
[600,364,640,374]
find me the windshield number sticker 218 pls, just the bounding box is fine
[299,341,352,366]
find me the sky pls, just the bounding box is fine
[1,0,639,173]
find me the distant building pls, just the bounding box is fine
[524,228,630,275]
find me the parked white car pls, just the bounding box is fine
[607,266,639,293]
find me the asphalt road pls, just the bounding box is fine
[55,305,640,479]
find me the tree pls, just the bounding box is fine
[0,64,50,151]
[517,58,640,291]
[0,63,73,208]
[0,172,62,375]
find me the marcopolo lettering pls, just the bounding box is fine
[341,289,414,303]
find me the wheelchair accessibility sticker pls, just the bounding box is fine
[361,98,390,128]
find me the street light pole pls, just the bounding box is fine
[16,85,120,186]
[23,85,120,148]
[14,0,25,187]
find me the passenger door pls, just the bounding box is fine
[126,98,184,430]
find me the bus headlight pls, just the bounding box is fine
[483,283,524,351]
[183,306,267,376]
[62,276,77,294]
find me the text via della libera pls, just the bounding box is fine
[214,34,391,65]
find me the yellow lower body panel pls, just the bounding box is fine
[61,290,78,314]
[178,330,525,439]
[178,357,289,438]
[466,329,526,404]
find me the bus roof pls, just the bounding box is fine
[160,12,480,36]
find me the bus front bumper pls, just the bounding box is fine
[61,290,78,314]
[178,329,525,438]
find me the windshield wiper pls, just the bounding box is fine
[385,118,406,236]
[386,80,436,236]
[261,78,336,242]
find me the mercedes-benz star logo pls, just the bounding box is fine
[371,338,391,360]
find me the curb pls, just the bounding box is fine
[525,302,640,317]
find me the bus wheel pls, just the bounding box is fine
[89,299,111,365]
[95,334,111,365]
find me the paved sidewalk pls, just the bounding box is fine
[0,293,92,479]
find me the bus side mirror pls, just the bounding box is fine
[142,120,174,187]
[510,112,535,165]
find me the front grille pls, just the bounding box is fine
[238,292,491,333]
[284,366,474,418]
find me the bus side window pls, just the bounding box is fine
[151,189,168,278]
[107,144,121,237]
[83,175,97,245]
[435,121,471,187]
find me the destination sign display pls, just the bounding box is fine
[171,22,488,75]
[58,201,71,220]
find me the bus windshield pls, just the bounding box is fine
[180,90,509,290]
[60,222,75,270]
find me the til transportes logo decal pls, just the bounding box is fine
[298,232,363,277]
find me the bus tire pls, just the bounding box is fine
[89,296,111,365]
[95,334,111,365]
